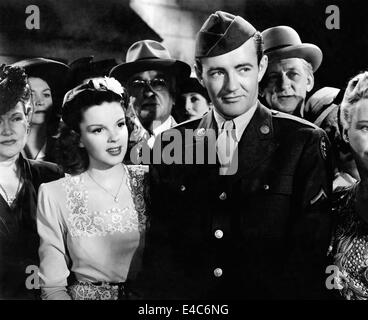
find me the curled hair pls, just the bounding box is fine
[55,77,129,174]
[0,64,31,116]
[340,71,368,131]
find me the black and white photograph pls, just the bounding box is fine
[0,0,367,312]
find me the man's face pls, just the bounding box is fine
[196,38,267,119]
[127,70,175,130]
[262,58,313,115]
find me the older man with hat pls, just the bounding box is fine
[261,26,323,117]
[137,11,333,299]
[110,40,190,151]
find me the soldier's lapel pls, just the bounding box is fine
[184,111,218,161]
[229,103,278,181]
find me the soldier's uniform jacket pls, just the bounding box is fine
[138,102,334,299]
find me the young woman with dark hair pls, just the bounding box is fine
[12,58,70,162]
[37,77,148,300]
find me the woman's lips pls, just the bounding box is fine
[106,146,122,156]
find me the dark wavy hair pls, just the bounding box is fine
[0,64,32,116]
[55,78,130,175]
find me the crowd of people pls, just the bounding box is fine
[1,9,368,300]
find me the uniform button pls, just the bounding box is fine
[180,185,186,191]
[196,128,206,137]
[214,268,223,277]
[214,229,223,239]
[260,125,270,135]
[263,184,270,191]
[219,192,227,200]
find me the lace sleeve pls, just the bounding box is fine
[126,165,149,231]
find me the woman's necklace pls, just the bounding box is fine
[86,169,125,203]
[0,178,21,207]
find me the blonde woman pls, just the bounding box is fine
[330,71,368,299]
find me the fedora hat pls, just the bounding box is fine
[262,26,323,72]
[12,57,70,91]
[110,40,191,83]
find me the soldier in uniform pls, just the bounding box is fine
[137,11,334,299]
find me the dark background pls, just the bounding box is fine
[240,0,366,92]
[0,0,365,92]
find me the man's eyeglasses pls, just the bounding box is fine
[128,78,168,92]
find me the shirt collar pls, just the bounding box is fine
[152,115,174,137]
[213,102,258,142]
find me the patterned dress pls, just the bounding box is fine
[37,165,148,300]
[330,183,368,300]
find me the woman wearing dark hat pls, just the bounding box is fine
[37,77,147,300]
[0,65,63,299]
[67,56,118,89]
[329,71,368,299]
[174,77,212,123]
[12,57,70,163]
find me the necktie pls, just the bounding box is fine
[217,120,236,175]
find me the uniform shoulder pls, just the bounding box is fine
[271,110,319,130]
[169,118,202,132]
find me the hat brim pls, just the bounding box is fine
[12,58,70,91]
[265,44,323,72]
[109,59,191,83]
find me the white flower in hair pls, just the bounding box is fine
[63,76,126,106]
[91,77,125,97]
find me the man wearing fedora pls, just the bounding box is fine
[137,11,333,299]
[110,40,191,153]
[261,26,323,117]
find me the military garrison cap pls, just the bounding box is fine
[195,11,257,58]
